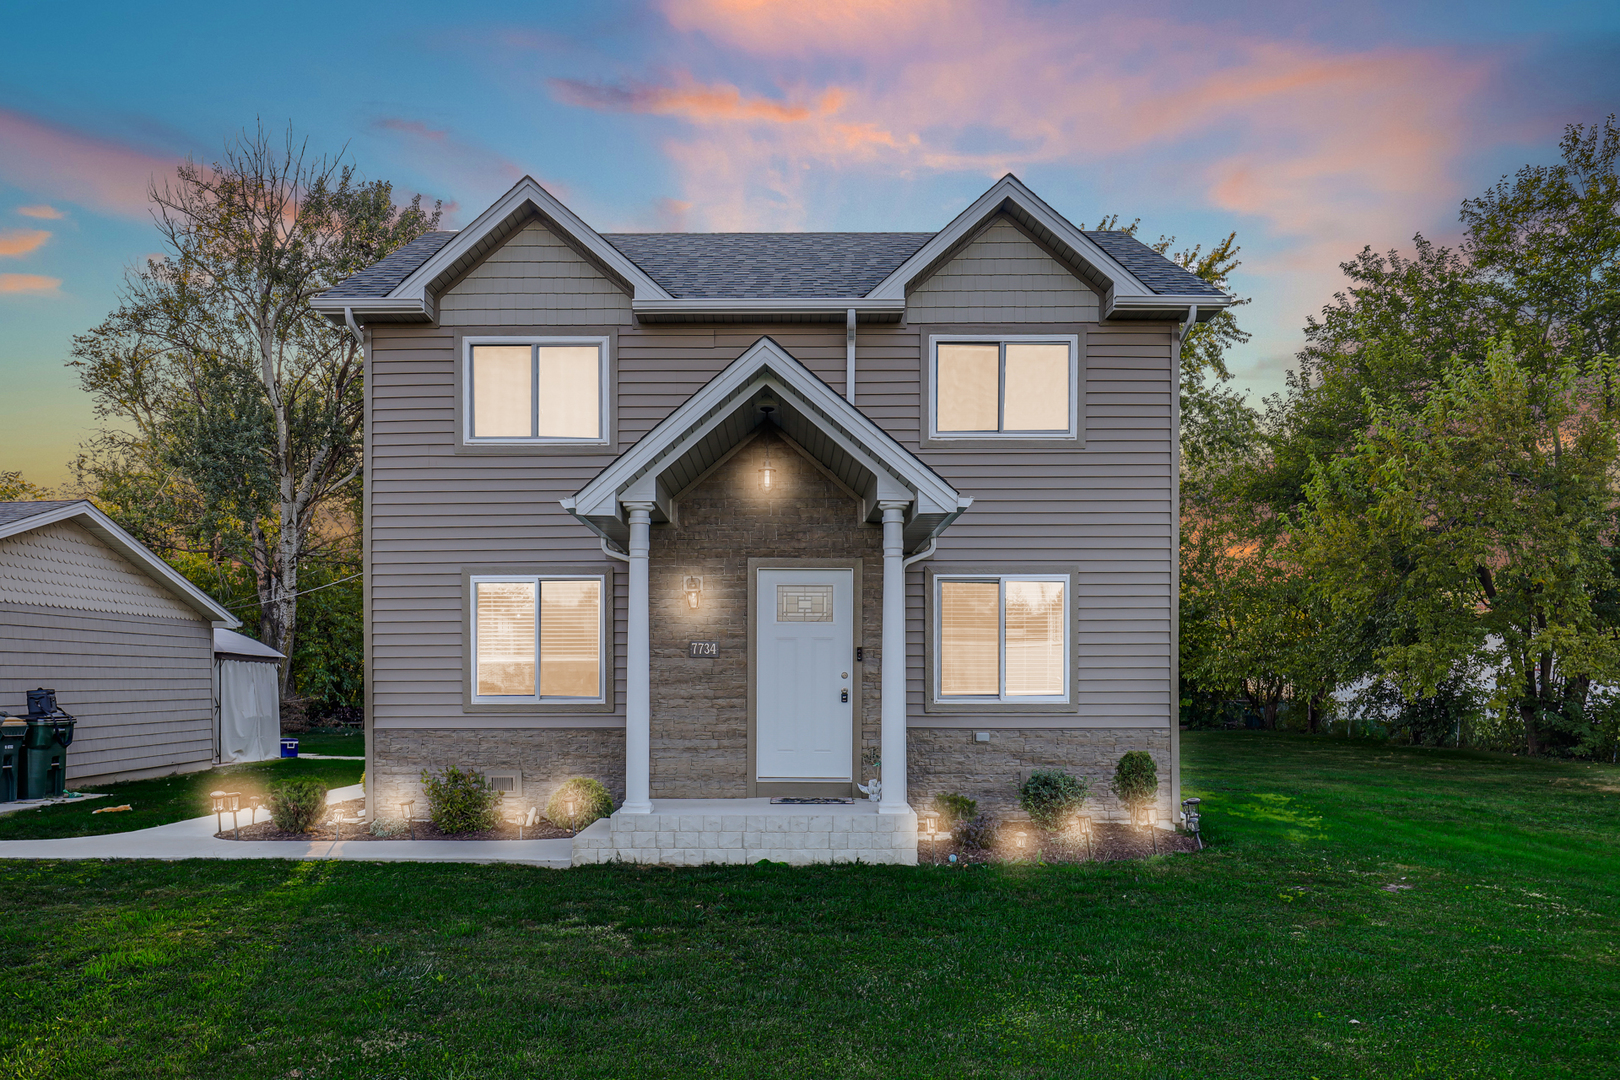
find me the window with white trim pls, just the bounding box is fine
[935,575,1068,702]
[930,336,1078,438]
[466,339,607,442]
[471,575,605,702]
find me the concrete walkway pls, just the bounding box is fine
[0,784,573,869]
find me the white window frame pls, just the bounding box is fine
[470,573,608,704]
[932,573,1070,704]
[927,334,1080,441]
[462,335,611,446]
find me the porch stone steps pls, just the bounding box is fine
[571,798,918,866]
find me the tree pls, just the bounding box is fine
[0,472,52,500]
[71,124,438,691]
[1297,343,1620,754]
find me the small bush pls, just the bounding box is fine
[267,778,327,832]
[546,777,614,831]
[1018,770,1091,830]
[421,767,503,834]
[955,812,1000,852]
[368,817,406,838]
[1112,751,1159,814]
[931,792,978,828]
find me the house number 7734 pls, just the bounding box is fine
[688,640,719,658]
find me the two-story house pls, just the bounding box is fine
[313,174,1231,865]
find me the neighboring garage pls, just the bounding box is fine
[0,500,245,785]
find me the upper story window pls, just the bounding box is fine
[464,337,608,444]
[929,335,1079,440]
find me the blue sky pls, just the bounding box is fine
[3,0,1618,488]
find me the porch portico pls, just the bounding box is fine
[562,338,970,862]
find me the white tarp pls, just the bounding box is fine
[217,657,280,763]
[214,628,283,764]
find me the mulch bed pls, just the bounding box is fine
[216,799,578,842]
[917,821,1204,865]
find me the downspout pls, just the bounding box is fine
[344,307,364,347]
[600,537,630,563]
[903,536,937,568]
[845,308,857,405]
[1170,304,1195,827]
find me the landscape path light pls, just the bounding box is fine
[223,792,242,840]
[248,794,263,826]
[566,797,578,833]
[1138,804,1157,854]
[399,798,415,840]
[1013,827,1027,861]
[1071,812,1093,861]
[210,790,229,837]
[920,810,939,864]
[1181,797,1202,850]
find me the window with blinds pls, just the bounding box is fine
[466,339,606,442]
[931,337,1077,438]
[473,575,605,701]
[936,576,1067,702]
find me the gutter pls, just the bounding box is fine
[344,307,364,347]
[845,308,857,405]
[632,297,905,321]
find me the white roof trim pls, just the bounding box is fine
[0,501,240,627]
[867,173,1153,302]
[632,297,905,318]
[214,626,283,661]
[568,337,966,520]
[389,176,672,307]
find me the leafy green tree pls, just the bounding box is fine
[71,124,437,693]
[1297,343,1620,754]
[0,472,52,500]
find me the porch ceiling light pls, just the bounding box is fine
[683,575,703,610]
[758,405,776,491]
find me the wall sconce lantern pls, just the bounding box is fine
[682,576,703,610]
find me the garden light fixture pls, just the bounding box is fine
[1181,797,1202,850]
[921,810,939,864]
[1014,828,1027,860]
[248,794,263,825]
[210,790,228,836]
[1072,812,1093,860]
[400,798,415,840]
[566,797,577,832]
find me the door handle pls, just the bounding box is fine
[840,689,849,703]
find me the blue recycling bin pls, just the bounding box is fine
[280,738,299,758]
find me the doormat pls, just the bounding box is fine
[769,797,853,805]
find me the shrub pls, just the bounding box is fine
[545,777,614,831]
[1112,751,1159,815]
[267,778,327,832]
[955,812,1000,852]
[368,817,406,838]
[1018,770,1091,830]
[931,792,978,828]
[421,767,503,834]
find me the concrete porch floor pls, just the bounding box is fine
[571,798,918,867]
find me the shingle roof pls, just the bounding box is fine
[320,231,459,299]
[603,233,936,299]
[1081,231,1227,297]
[318,225,1223,302]
[0,500,81,528]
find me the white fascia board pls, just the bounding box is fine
[632,297,904,318]
[309,295,431,317]
[866,173,1150,301]
[0,501,240,627]
[569,337,960,519]
[389,176,672,304]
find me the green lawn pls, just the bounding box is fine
[285,727,366,757]
[0,757,364,840]
[0,733,1615,1079]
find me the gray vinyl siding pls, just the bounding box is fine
[0,520,215,782]
[907,218,1100,324]
[368,223,1172,734]
[438,220,634,326]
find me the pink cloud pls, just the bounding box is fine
[0,109,177,218]
[0,273,62,295]
[0,229,50,257]
[16,204,65,220]
[550,74,836,124]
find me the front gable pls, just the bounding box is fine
[907,215,1099,324]
[439,219,633,327]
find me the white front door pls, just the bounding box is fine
[756,568,855,782]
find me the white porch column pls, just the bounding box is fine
[878,501,911,814]
[622,502,655,814]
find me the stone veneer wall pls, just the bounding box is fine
[908,727,1173,821]
[371,726,625,815]
[646,431,884,798]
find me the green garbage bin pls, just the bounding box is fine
[0,720,25,802]
[22,717,74,800]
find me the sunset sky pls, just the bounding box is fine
[3,0,1617,489]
